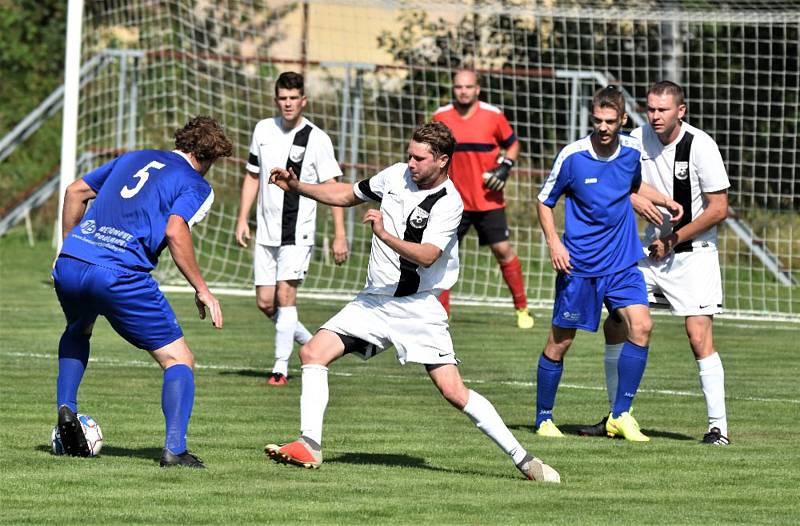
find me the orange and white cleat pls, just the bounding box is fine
[265,436,323,469]
[266,372,288,386]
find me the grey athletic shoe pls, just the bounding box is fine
[516,454,561,483]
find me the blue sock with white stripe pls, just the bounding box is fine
[162,364,195,454]
[56,326,90,413]
[612,341,649,418]
[536,353,563,428]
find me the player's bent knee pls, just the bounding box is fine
[151,338,195,370]
[628,317,654,344]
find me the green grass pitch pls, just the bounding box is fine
[1,230,799,524]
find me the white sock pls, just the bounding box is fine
[300,364,329,445]
[604,343,623,410]
[272,306,298,376]
[294,321,312,345]
[697,352,728,436]
[462,389,527,465]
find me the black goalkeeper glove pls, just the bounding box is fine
[483,158,514,191]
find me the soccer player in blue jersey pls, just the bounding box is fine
[52,116,233,467]
[535,86,682,441]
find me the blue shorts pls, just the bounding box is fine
[53,255,183,351]
[551,265,648,332]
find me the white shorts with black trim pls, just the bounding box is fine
[321,291,458,366]
[254,243,312,286]
[638,248,723,316]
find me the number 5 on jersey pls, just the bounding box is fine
[120,161,166,198]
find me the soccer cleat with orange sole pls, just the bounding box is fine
[267,372,288,386]
[265,437,323,469]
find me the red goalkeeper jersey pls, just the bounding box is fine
[432,101,517,212]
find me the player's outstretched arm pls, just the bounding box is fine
[61,179,97,240]
[537,201,572,274]
[363,208,442,268]
[165,215,223,329]
[235,173,260,248]
[270,167,363,207]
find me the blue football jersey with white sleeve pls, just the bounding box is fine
[60,150,214,272]
[538,134,643,277]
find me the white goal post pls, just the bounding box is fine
[63,0,799,321]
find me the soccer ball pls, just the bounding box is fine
[51,414,104,457]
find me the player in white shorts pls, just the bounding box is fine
[581,81,732,445]
[263,122,560,482]
[235,72,348,386]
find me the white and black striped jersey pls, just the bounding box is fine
[633,122,730,250]
[246,117,342,246]
[353,163,463,297]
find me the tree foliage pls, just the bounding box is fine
[0,0,67,132]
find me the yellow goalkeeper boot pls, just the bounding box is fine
[606,411,650,442]
[516,308,534,329]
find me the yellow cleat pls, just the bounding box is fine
[606,412,650,442]
[535,419,564,438]
[516,308,535,329]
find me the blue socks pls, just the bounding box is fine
[612,341,649,418]
[56,325,90,413]
[162,364,195,454]
[536,353,563,428]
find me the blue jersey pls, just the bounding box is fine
[61,150,214,272]
[538,134,643,277]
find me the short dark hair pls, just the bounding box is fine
[275,71,304,96]
[592,85,627,117]
[648,80,685,107]
[412,122,456,168]
[174,116,233,163]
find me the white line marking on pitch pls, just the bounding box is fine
[6,351,799,405]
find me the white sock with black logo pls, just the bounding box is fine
[272,306,297,376]
[697,352,728,436]
[463,389,527,465]
[300,364,329,445]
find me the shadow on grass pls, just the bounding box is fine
[329,452,448,472]
[91,445,163,461]
[36,444,163,462]
[508,423,695,441]
[217,369,270,379]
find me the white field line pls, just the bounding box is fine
[7,351,799,405]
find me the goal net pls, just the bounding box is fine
[72,0,799,320]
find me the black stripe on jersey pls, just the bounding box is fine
[498,132,517,149]
[394,187,448,297]
[281,124,313,245]
[454,142,496,152]
[672,131,694,253]
[357,178,382,203]
[248,152,259,167]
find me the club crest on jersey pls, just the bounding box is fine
[80,219,96,235]
[409,207,430,229]
[675,161,689,180]
[289,145,306,163]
